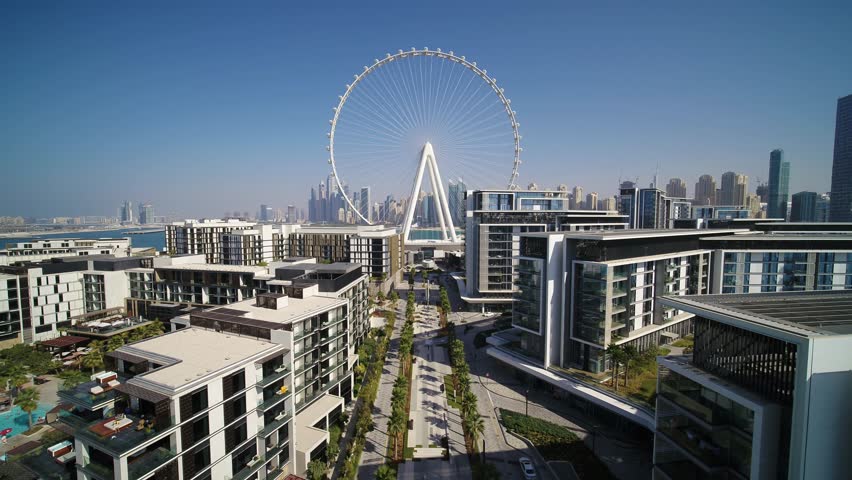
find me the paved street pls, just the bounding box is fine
[436,269,653,480]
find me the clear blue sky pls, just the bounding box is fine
[2,1,851,218]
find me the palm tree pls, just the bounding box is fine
[306,460,326,480]
[622,344,639,387]
[58,369,89,389]
[387,413,404,459]
[106,335,125,353]
[461,391,478,418]
[606,343,625,392]
[464,412,486,452]
[81,346,105,374]
[7,366,28,399]
[376,464,396,480]
[15,387,40,430]
[146,319,165,337]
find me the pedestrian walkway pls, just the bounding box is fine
[399,307,470,479]
[358,302,403,479]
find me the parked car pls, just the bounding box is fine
[519,457,537,479]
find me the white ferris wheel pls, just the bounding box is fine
[327,47,522,242]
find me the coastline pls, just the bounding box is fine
[0,225,163,239]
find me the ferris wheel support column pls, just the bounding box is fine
[402,144,430,242]
[425,152,450,241]
[427,148,459,243]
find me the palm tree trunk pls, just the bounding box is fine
[27,411,33,430]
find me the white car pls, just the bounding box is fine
[519,457,537,479]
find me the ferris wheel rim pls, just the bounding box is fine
[326,47,522,225]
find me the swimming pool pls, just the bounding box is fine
[0,403,52,438]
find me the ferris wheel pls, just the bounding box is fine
[327,47,521,241]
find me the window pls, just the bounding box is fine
[193,445,211,469]
[191,388,208,414]
[192,416,209,440]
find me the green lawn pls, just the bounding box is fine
[671,335,694,348]
[500,409,616,480]
[444,375,460,409]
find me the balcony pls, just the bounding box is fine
[257,389,291,412]
[319,329,345,346]
[128,447,177,480]
[260,410,292,437]
[79,460,114,479]
[320,344,345,361]
[257,367,290,388]
[58,377,128,409]
[294,327,318,341]
[59,409,174,456]
[232,444,286,480]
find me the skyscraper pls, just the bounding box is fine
[585,192,598,210]
[360,186,371,223]
[259,204,273,222]
[791,191,818,222]
[287,205,296,223]
[694,175,716,205]
[138,203,154,224]
[816,193,831,222]
[120,201,134,223]
[665,178,687,198]
[448,178,467,226]
[720,171,748,206]
[571,186,584,209]
[829,94,852,222]
[768,149,791,219]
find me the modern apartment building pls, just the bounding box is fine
[790,191,818,222]
[692,205,753,220]
[0,238,131,266]
[463,188,627,307]
[694,175,717,206]
[59,326,300,480]
[0,256,145,344]
[166,219,259,263]
[618,184,687,229]
[499,230,732,376]
[167,221,403,281]
[125,257,370,349]
[654,291,852,480]
[701,231,852,293]
[347,227,404,281]
[719,171,748,206]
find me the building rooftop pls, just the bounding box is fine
[532,228,748,241]
[120,328,284,390]
[156,263,268,273]
[200,295,347,326]
[701,232,852,242]
[662,290,852,337]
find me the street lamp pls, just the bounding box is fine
[525,388,530,417]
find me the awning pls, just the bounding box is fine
[660,331,680,339]
[115,382,169,404]
[37,336,89,349]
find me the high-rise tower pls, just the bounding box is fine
[829,94,852,222]
[768,149,791,219]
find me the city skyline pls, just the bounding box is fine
[2,2,852,219]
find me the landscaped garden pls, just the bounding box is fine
[500,409,615,480]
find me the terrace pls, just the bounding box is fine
[58,384,174,456]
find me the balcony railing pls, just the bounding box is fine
[257,390,291,412]
[59,410,174,456]
[232,444,286,480]
[257,367,290,388]
[128,447,177,480]
[260,410,292,437]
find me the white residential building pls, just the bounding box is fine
[0,238,131,266]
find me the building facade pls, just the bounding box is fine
[694,175,716,206]
[768,149,791,219]
[829,94,852,222]
[60,326,303,480]
[654,291,852,480]
[665,178,687,199]
[463,188,627,307]
[0,238,131,266]
[790,191,818,222]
